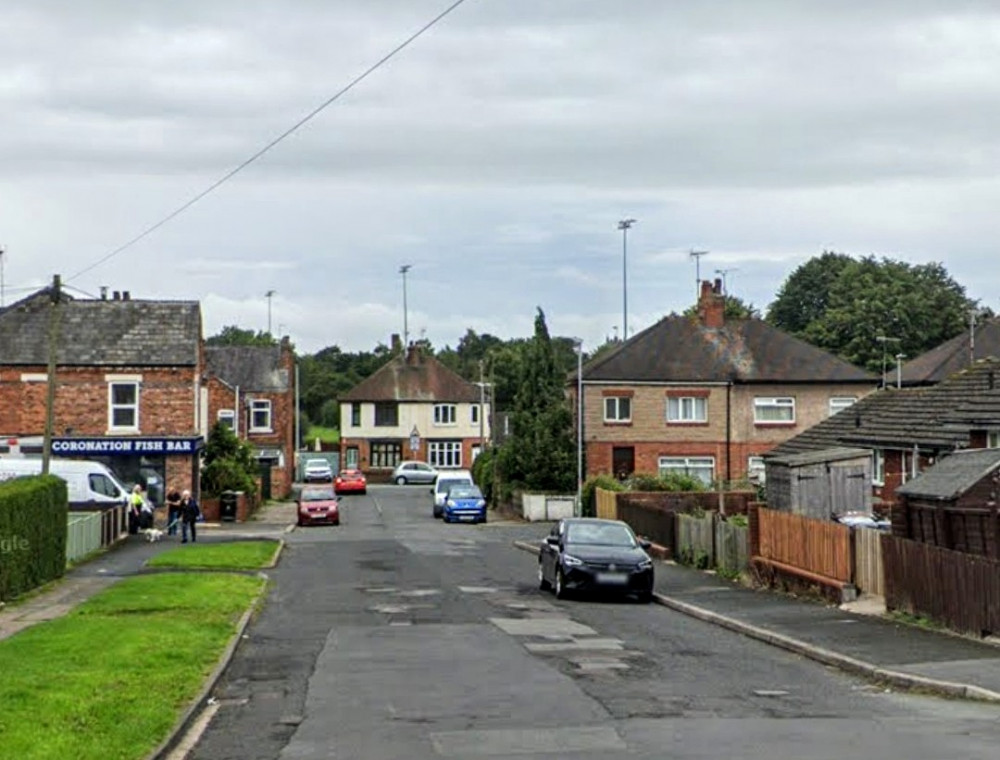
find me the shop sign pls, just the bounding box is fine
[52,437,204,456]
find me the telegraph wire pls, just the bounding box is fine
[67,0,471,284]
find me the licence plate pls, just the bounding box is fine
[459,514,475,521]
[595,572,627,584]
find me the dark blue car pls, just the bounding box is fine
[442,484,487,524]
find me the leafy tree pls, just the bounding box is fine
[496,309,576,494]
[766,251,854,334]
[206,325,278,347]
[201,422,259,496]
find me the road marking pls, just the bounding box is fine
[458,586,498,594]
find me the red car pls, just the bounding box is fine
[297,485,340,526]
[335,469,367,495]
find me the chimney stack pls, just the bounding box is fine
[697,279,725,328]
[100,286,108,300]
[391,333,402,354]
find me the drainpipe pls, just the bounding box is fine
[725,380,733,485]
[235,386,240,437]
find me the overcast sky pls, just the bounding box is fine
[2,1,999,354]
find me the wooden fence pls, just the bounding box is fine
[716,519,749,576]
[883,534,1000,637]
[617,499,677,552]
[755,507,853,584]
[677,513,715,566]
[595,488,618,520]
[853,527,885,597]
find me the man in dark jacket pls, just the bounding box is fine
[180,489,200,543]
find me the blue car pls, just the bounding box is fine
[442,484,487,524]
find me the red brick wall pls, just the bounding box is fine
[586,439,776,482]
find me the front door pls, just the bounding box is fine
[612,446,635,480]
[345,447,359,469]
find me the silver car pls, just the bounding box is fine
[391,460,438,485]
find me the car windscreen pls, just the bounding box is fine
[447,485,481,499]
[339,471,362,480]
[301,487,336,501]
[437,479,469,492]
[566,522,636,547]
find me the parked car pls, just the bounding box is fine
[538,518,654,602]
[303,458,334,483]
[296,485,340,526]
[392,460,438,485]
[335,469,367,495]
[432,469,474,518]
[442,483,486,524]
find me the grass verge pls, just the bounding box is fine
[0,572,265,760]
[146,539,280,570]
[305,425,340,444]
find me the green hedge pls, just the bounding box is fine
[0,475,69,602]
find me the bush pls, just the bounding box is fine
[581,475,624,518]
[0,475,68,601]
[200,422,259,497]
[471,447,495,504]
[626,472,706,492]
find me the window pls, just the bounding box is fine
[217,409,235,429]
[345,447,359,468]
[659,456,715,485]
[988,432,1000,449]
[754,397,795,424]
[374,402,398,427]
[471,444,482,462]
[89,473,122,498]
[429,441,462,468]
[747,456,766,483]
[604,396,631,422]
[351,403,361,427]
[829,397,857,416]
[250,399,272,432]
[434,404,457,425]
[471,405,479,425]
[108,382,139,430]
[872,449,885,486]
[370,441,402,468]
[667,396,707,423]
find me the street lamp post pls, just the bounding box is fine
[265,289,276,335]
[399,265,412,348]
[574,339,584,516]
[617,219,636,340]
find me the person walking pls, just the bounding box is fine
[165,487,182,536]
[180,489,201,544]
[128,484,145,535]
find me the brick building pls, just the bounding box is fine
[576,279,877,485]
[203,341,296,498]
[0,287,204,505]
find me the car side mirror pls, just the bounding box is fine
[545,536,560,546]
[638,539,651,550]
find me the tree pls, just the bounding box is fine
[766,251,854,335]
[206,325,278,347]
[200,422,259,496]
[496,308,576,494]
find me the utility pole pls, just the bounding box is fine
[575,339,584,516]
[42,274,61,475]
[399,264,412,349]
[265,289,276,335]
[617,219,636,340]
[690,250,709,300]
[0,244,6,307]
[478,360,485,454]
[895,353,906,389]
[876,335,900,389]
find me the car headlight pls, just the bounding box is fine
[562,554,583,567]
[446,499,455,508]
[476,500,485,508]
[637,558,653,571]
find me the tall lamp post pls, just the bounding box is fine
[574,338,584,516]
[265,289,276,335]
[617,219,636,341]
[399,264,412,349]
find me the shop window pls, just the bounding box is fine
[250,399,272,432]
[429,441,462,468]
[108,382,139,431]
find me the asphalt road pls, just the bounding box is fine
[188,486,1000,760]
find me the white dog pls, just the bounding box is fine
[140,528,165,543]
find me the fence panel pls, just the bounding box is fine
[716,519,749,575]
[757,507,852,583]
[66,512,103,565]
[677,513,715,567]
[853,527,885,597]
[617,501,676,552]
[595,488,618,521]
[882,534,1000,637]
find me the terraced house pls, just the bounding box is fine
[577,280,878,485]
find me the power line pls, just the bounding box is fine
[67,0,472,284]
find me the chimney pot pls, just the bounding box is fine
[113,291,121,300]
[122,291,130,301]
[100,286,108,300]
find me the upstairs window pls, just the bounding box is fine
[250,399,272,432]
[873,449,885,486]
[829,397,857,417]
[434,404,457,425]
[471,405,479,425]
[374,402,398,427]
[667,396,707,423]
[108,382,139,431]
[754,397,795,424]
[351,403,361,427]
[604,396,631,423]
[217,409,235,429]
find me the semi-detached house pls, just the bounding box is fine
[577,280,878,485]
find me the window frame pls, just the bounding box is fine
[350,403,361,427]
[667,396,708,424]
[434,403,457,426]
[603,396,632,423]
[374,402,399,427]
[747,455,766,483]
[249,399,272,433]
[753,396,796,425]
[658,456,715,486]
[428,440,463,468]
[217,409,235,429]
[369,441,402,468]
[471,405,479,425]
[872,449,885,486]
[828,397,857,416]
[108,381,139,432]
[988,432,1000,449]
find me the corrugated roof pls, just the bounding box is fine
[900,320,1000,386]
[582,315,875,384]
[0,289,200,366]
[340,347,479,403]
[896,448,1000,500]
[204,345,290,392]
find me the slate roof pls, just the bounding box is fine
[582,316,875,384]
[768,358,1000,458]
[0,289,201,366]
[900,320,1000,386]
[340,347,479,403]
[895,448,1000,501]
[204,346,290,392]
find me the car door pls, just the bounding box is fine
[416,463,434,484]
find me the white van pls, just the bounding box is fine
[431,469,474,518]
[0,457,130,508]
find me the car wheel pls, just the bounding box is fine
[637,589,653,604]
[333,519,340,526]
[554,568,569,599]
[538,564,550,591]
[395,476,407,485]
[479,514,487,524]
[296,519,304,527]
